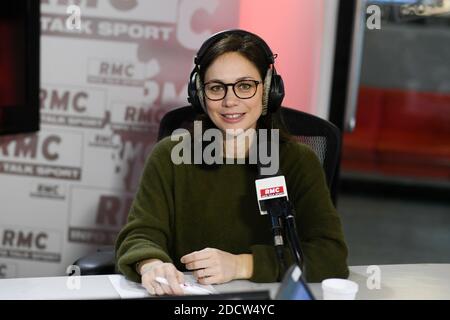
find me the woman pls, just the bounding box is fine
[115,29,349,296]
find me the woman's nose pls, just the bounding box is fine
[222,88,239,107]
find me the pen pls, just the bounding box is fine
[154,276,172,286]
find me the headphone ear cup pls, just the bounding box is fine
[195,75,206,113]
[188,71,204,113]
[268,73,285,113]
[262,69,272,116]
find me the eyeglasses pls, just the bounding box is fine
[203,79,261,101]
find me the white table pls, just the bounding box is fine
[0,264,449,300]
[214,264,450,300]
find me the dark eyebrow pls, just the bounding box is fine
[236,76,257,81]
[205,76,258,83]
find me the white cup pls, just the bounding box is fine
[321,278,359,300]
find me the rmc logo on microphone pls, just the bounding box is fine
[260,186,285,198]
[255,175,289,215]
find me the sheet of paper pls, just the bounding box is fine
[108,274,216,299]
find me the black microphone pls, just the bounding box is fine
[255,168,289,275]
[255,167,304,276]
[255,167,288,214]
[254,128,303,277]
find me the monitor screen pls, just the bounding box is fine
[275,265,315,300]
[0,19,25,108]
[0,1,39,136]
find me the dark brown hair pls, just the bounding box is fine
[194,32,293,143]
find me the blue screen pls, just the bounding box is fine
[276,278,314,300]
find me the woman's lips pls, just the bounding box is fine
[220,113,245,123]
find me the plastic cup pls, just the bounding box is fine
[321,278,359,300]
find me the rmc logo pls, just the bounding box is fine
[40,88,89,114]
[0,134,61,162]
[1,230,48,250]
[0,227,62,262]
[99,62,134,78]
[260,186,285,198]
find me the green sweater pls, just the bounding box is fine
[115,136,349,283]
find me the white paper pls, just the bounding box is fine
[108,275,149,298]
[108,274,217,298]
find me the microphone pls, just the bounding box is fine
[254,130,304,277]
[255,170,289,274]
[255,171,289,216]
[255,168,304,276]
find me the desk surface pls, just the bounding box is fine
[0,264,449,300]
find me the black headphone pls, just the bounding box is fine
[187,29,285,115]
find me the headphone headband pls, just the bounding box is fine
[194,29,275,68]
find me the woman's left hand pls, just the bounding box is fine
[180,248,252,285]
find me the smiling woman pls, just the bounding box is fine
[203,52,263,134]
[115,29,349,297]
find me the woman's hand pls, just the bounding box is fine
[181,248,253,285]
[139,259,185,296]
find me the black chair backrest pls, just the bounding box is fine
[158,106,341,204]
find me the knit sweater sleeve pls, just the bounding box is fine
[115,138,175,283]
[286,142,349,282]
[250,142,349,283]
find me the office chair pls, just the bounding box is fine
[73,106,341,275]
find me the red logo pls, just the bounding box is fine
[260,186,284,198]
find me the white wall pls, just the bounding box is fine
[0,0,239,278]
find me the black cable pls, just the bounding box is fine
[266,200,287,279]
[283,201,304,271]
[269,197,304,275]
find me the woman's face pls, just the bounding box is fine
[203,52,263,134]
